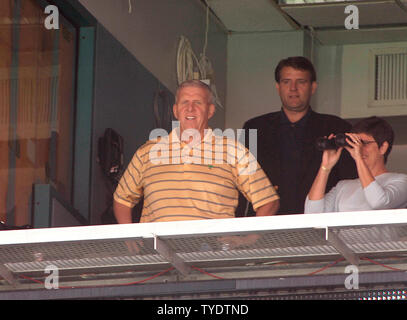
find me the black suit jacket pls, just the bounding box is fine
[236,109,357,216]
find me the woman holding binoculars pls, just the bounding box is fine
[305,116,407,213]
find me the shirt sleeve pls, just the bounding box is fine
[304,182,340,214]
[304,196,325,214]
[364,175,407,209]
[113,148,144,208]
[233,145,279,211]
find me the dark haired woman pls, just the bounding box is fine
[305,117,407,213]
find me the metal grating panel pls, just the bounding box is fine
[5,254,167,274]
[1,209,407,296]
[337,224,407,254]
[164,228,337,262]
[0,238,164,273]
[0,239,153,262]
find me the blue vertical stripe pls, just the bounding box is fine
[72,26,95,220]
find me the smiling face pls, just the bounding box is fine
[357,132,388,171]
[173,86,215,141]
[276,66,317,114]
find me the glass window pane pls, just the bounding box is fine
[0,0,76,226]
[0,0,13,223]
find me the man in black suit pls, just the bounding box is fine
[236,56,357,216]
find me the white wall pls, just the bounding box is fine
[388,145,407,174]
[314,40,407,119]
[78,0,227,129]
[341,41,407,119]
[225,31,309,129]
[313,44,343,117]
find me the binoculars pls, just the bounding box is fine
[316,133,350,151]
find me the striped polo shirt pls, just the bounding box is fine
[113,128,279,223]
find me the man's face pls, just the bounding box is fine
[276,66,317,113]
[173,86,215,140]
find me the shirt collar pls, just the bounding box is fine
[280,107,311,128]
[169,127,213,147]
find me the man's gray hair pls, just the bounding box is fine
[175,80,215,105]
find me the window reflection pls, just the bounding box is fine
[0,0,76,226]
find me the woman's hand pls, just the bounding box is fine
[321,134,343,171]
[307,134,343,202]
[344,133,363,162]
[344,132,376,189]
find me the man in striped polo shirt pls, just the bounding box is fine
[113,80,279,223]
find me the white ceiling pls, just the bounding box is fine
[206,0,407,44]
[282,1,407,28]
[207,0,297,32]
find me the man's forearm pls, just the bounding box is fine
[113,200,133,224]
[256,199,279,216]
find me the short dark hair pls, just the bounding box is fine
[351,116,394,163]
[274,56,317,83]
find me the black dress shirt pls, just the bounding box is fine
[279,109,311,214]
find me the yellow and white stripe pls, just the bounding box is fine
[114,129,279,223]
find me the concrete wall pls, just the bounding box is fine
[388,145,407,173]
[90,24,172,224]
[313,44,343,117]
[340,41,407,119]
[225,30,311,129]
[78,0,227,130]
